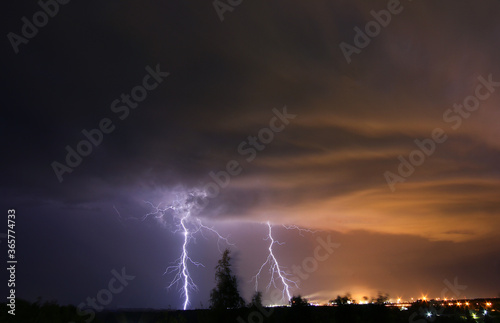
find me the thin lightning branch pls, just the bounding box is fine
[197,219,235,253]
[282,224,318,237]
[112,205,127,227]
[253,222,298,304]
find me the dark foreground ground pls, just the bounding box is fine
[2,299,499,323]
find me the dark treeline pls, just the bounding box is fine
[3,299,500,323]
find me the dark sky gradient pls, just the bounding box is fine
[1,0,500,309]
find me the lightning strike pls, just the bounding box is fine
[117,189,232,310]
[253,222,298,304]
[179,214,194,310]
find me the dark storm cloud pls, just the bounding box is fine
[4,0,500,240]
[2,0,500,309]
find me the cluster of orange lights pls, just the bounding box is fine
[332,295,495,307]
[419,295,494,308]
[439,301,493,307]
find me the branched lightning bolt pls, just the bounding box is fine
[253,222,298,304]
[164,210,204,310]
[116,189,232,310]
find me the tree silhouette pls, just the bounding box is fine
[209,249,244,310]
[290,295,309,307]
[249,291,263,308]
[331,293,352,305]
[374,291,389,304]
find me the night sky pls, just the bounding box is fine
[2,0,500,311]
